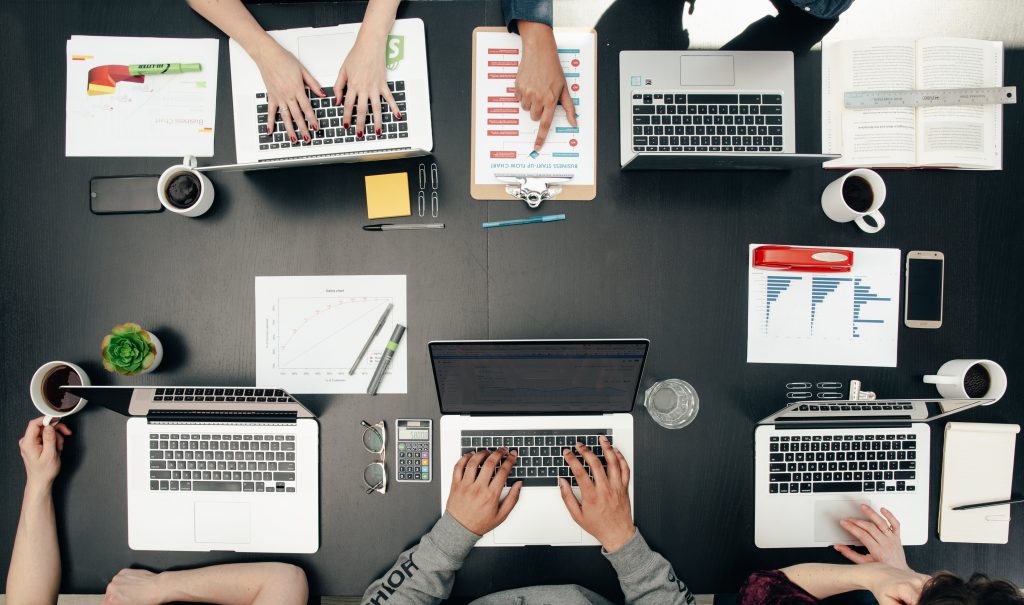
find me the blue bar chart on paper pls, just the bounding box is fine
[747,245,900,367]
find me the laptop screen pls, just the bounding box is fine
[430,340,649,415]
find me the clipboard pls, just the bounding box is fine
[470,26,597,204]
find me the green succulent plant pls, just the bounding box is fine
[102,323,157,375]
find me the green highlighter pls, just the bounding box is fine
[128,63,202,76]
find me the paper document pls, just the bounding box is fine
[255,275,407,394]
[747,244,900,366]
[66,36,218,157]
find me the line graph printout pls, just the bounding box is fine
[747,245,900,367]
[256,275,407,394]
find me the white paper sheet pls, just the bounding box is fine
[66,36,218,157]
[746,244,900,367]
[255,275,407,394]
[473,30,595,185]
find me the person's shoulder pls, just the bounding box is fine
[737,570,819,605]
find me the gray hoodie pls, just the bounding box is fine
[361,514,695,605]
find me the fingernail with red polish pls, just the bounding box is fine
[357,131,363,138]
[396,112,402,119]
[303,134,310,142]
[343,123,349,129]
[375,128,382,137]
[319,88,325,96]
[311,124,317,131]
[290,136,297,144]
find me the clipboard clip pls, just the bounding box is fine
[495,174,573,208]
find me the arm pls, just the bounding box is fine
[6,419,72,605]
[102,563,307,605]
[605,530,695,605]
[780,563,927,605]
[362,447,523,605]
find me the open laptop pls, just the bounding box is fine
[433,339,649,547]
[63,385,319,553]
[211,18,433,172]
[619,50,837,169]
[754,397,995,548]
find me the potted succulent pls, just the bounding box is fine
[101,323,163,376]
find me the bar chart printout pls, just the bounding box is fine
[747,244,900,367]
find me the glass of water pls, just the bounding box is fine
[644,379,699,429]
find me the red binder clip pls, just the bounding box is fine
[753,245,854,272]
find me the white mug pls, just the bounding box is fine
[821,169,886,233]
[30,361,91,426]
[924,359,1007,404]
[158,155,214,217]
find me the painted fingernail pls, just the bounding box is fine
[357,131,364,138]
[396,112,402,119]
[303,134,310,142]
[375,128,382,136]
[319,88,325,96]
[290,136,297,143]
[343,122,350,129]
[311,124,317,131]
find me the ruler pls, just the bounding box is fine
[844,86,1016,109]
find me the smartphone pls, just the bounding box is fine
[90,176,163,215]
[904,251,944,329]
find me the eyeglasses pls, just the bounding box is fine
[361,420,387,495]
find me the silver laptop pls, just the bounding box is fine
[754,397,995,548]
[434,339,648,547]
[211,18,433,172]
[64,385,319,553]
[619,50,837,169]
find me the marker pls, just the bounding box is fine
[482,214,566,229]
[128,63,202,76]
[363,223,444,231]
[366,324,406,395]
[349,303,393,375]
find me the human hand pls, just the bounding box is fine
[446,448,523,536]
[102,569,166,605]
[19,417,71,491]
[335,31,400,140]
[515,20,578,152]
[835,504,910,571]
[558,436,636,552]
[252,40,323,144]
[860,562,929,605]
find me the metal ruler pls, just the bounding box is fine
[844,86,1016,109]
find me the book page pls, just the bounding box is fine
[823,39,917,168]
[916,38,1003,169]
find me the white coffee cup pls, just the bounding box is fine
[821,168,886,233]
[158,155,214,217]
[30,361,91,426]
[924,358,1007,404]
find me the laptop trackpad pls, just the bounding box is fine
[195,502,251,544]
[680,55,735,87]
[494,488,582,545]
[814,500,869,544]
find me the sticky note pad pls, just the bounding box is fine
[365,173,411,219]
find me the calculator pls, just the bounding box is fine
[396,419,432,482]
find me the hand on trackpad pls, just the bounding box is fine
[814,500,870,544]
[195,502,251,544]
[494,488,581,545]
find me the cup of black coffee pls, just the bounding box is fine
[30,361,91,425]
[158,156,214,217]
[924,358,1007,404]
[821,169,887,233]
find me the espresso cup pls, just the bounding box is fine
[924,359,1007,404]
[158,155,214,218]
[821,169,886,233]
[30,361,91,426]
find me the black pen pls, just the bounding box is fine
[363,223,444,231]
[952,496,1024,511]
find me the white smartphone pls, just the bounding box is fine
[904,251,944,329]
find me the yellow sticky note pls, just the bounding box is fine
[365,173,411,219]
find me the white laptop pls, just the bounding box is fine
[64,385,319,553]
[434,339,649,547]
[754,397,995,548]
[213,18,433,171]
[619,50,837,169]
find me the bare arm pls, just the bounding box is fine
[103,563,307,605]
[185,0,276,57]
[781,563,928,605]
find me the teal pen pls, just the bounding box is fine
[482,214,566,228]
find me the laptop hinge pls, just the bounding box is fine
[773,421,913,430]
[147,410,298,424]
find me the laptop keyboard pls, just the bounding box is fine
[460,429,611,487]
[256,82,409,151]
[631,92,784,152]
[153,388,292,403]
[149,432,297,493]
[768,433,918,495]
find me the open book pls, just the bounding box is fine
[822,37,1003,169]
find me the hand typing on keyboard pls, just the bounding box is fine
[515,20,579,152]
[446,448,523,536]
[559,436,636,553]
[334,1,403,140]
[251,43,324,144]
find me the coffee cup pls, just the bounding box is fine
[158,155,214,217]
[924,359,1007,404]
[30,361,91,426]
[821,169,886,233]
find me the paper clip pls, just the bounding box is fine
[817,382,843,389]
[786,382,812,390]
[430,191,438,218]
[817,391,843,400]
[417,190,425,217]
[430,163,438,190]
[787,391,812,400]
[418,164,426,190]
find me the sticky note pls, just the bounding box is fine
[364,173,411,219]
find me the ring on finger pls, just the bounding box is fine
[885,525,895,533]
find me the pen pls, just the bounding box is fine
[951,496,1024,511]
[367,324,406,395]
[349,303,393,375]
[128,63,202,75]
[482,214,566,229]
[363,223,445,231]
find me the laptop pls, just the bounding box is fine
[754,397,995,548]
[63,385,319,553]
[619,50,838,169]
[211,18,433,172]
[433,339,649,547]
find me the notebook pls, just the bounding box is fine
[938,421,1019,543]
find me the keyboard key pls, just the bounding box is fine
[192,481,242,492]
[813,482,862,493]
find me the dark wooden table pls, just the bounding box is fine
[1,0,1021,600]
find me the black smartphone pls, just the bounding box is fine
[904,251,944,329]
[90,176,163,215]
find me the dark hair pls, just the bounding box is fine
[919,572,1024,605]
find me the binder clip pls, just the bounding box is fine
[495,175,573,208]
